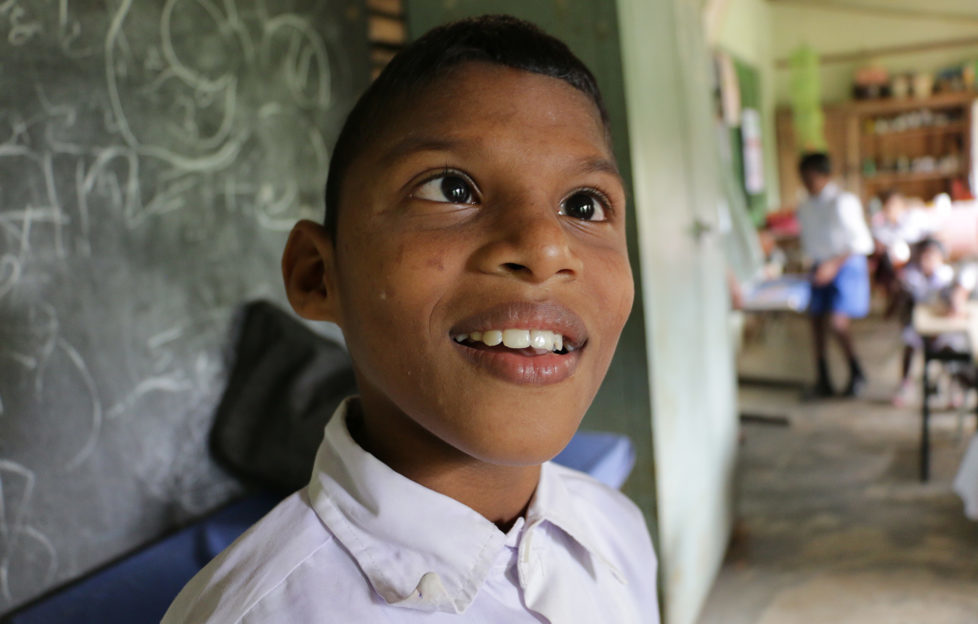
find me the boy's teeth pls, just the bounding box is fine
[530,330,550,350]
[454,328,567,352]
[502,329,531,349]
[483,329,503,346]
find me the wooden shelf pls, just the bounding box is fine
[862,169,965,185]
[835,91,977,115]
[776,92,975,207]
[861,122,967,140]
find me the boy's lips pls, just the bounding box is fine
[448,301,587,385]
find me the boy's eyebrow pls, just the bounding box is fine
[380,136,621,179]
[379,137,463,166]
[574,156,621,178]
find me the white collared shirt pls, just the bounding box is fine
[163,399,659,623]
[797,182,874,262]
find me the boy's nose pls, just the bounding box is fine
[472,202,583,283]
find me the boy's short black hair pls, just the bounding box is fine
[323,14,610,238]
[798,152,832,177]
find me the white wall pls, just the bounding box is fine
[618,1,739,622]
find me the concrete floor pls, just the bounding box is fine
[699,313,978,624]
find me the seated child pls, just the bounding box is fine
[163,15,658,623]
[870,189,933,309]
[893,238,976,406]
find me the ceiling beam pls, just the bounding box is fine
[775,36,978,69]
[767,0,978,25]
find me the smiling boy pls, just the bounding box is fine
[164,15,658,623]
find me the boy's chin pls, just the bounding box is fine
[448,421,582,468]
[430,389,595,467]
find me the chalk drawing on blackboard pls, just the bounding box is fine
[0,0,366,610]
[106,376,194,421]
[0,460,57,602]
[0,0,42,47]
[0,298,101,471]
[101,0,332,230]
[52,338,102,471]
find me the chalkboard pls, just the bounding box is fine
[0,0,367,612]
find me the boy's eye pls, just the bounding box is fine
[414,174,477,205]
[560,191,608,222]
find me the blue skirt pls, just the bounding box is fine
[809,254,870,318]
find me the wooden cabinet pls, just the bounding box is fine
[777,92,976,207]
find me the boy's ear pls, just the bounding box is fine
[282,220,341,324]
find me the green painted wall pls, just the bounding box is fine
[403,0,657,537]
[714,0,781,212]
[728,57,768,225]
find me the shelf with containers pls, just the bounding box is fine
[843,91,975,204]
[776,92,977,209]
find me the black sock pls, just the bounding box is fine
[817,357,831,385]
[849,357,864,380]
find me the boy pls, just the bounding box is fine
[163,15,658,623]
[796,152,874,398]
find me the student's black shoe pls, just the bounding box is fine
[843,372,867,398]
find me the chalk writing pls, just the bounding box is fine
[0,0,364,611]
[0,461,57,602]
[0,0,42,47]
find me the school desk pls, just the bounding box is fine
[912,301,978,481]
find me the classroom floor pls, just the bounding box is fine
[698,313,978,624]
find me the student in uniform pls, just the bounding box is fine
[870,188,933,310]
[163,15,658,623]
[796,152,874,397]
[892,238,976,406]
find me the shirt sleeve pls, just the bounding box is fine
[956,263,978,291]
[836,193,874,256]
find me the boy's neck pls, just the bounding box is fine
[348,399,541,532]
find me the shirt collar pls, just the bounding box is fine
[528,462,628,583]
[306,398,620,613]
[816,181,840,201]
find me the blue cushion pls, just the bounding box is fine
[553,431,636,489]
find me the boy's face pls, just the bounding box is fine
[883,196,905,222]
[920,247,943,276]
[303,63,633,466]
[801,170,829,196]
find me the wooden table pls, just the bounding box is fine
[913,302,978,481]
